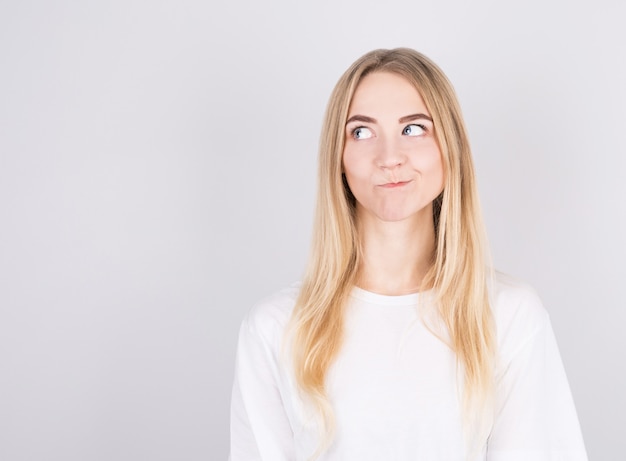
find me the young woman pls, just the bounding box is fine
[229,48,588,461]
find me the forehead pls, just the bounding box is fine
[348,71,429,117]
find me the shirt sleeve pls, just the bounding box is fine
[487,301,588,461]
[229,308,296,461]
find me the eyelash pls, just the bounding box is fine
[351,126,371,139]
[349,124,428,139]
[403,124,427,136]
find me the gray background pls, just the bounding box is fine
[0,0,624,460]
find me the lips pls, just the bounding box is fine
[378,180,412,189]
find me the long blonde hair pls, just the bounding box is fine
[288,48,495,456]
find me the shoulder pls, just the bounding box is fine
[490,271,549,326]
[240,283,300,345]
[489,272,550,356]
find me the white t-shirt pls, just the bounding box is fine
[229,274,588,460]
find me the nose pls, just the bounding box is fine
[376,136,406,170]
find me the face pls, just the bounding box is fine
[342,71,444,224]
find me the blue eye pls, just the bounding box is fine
[402,124,425,136]
[353,127,373,139]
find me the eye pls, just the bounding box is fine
[352,126,373,140]
[402,124,426,137]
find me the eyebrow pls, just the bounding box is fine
[345,113,433,125]
[399,113,433,123]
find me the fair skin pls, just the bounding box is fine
[342,71,444,295]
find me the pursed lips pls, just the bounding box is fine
[378,180,413,189]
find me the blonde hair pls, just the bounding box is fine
[287,48,495,457]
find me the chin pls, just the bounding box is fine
[371,204,434,224]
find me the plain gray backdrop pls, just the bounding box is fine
[1,0,624,460]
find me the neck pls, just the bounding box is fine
[356,206,436,296]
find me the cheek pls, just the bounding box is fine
[342,148,369,182]
[418,148,444,180]
[342,156,370,204]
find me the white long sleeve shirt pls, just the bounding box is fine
[230,274,588,460]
